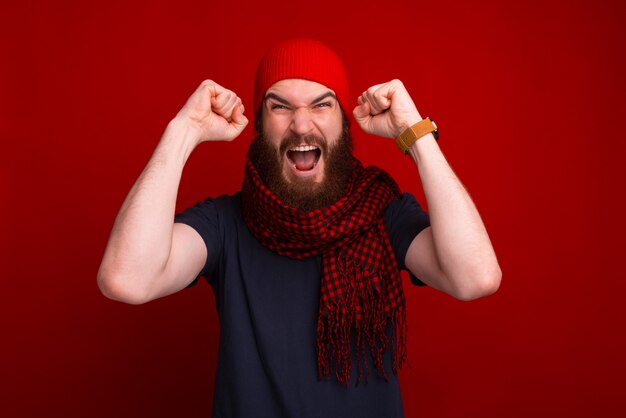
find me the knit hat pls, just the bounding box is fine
[253,39,350,114]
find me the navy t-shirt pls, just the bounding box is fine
[174,192,430,418]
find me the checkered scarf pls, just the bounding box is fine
[241,156,408,386]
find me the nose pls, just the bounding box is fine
[290,107,314,136]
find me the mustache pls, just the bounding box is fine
[278,134,328,156]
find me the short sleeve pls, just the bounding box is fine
[384,193,431,286]
[174,197,223,287]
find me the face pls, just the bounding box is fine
[248,79,354,211]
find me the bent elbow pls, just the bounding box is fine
[97,266,151,305]
[454,266,502,302]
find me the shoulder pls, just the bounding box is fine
[174,192,245,242]
[383,191,429,240]
[384,192,425,219]
[176,192,242,218]
[383,192,431,285]
[173,192,244,284]
[195,192,242,209]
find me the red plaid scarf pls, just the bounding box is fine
[241,157,408,386]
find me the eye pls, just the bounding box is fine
[314,102,331,108]
[271,103,288,110]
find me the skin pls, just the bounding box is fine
[97,78,501,304]
[262,79,343,186]
[354,79,502,300]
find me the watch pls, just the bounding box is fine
[395,117,439,154]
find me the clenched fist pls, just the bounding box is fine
[176,80,248,144]
[353,79,422,140]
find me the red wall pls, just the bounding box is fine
[2,0,625,416]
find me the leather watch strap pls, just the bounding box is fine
[395,117,438,154]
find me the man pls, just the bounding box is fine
[98,39,501,417]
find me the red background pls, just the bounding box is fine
[2,0,625,416]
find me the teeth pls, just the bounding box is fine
[290,145,318,152]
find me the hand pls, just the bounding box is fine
[175,80,248,144]
[353,79,422,139]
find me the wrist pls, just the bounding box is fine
[168,116,202,144]
[160,117,202,161]
[395,117,438,154]
[395,113,423,138]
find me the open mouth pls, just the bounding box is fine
[286,145,322,172]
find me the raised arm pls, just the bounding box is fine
[353,79,501,301]
[97,80,248,304]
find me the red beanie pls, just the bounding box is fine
[253,39,350,115]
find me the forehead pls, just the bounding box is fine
[265,79,335,104]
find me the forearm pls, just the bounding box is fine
[408,134,501,298]
[98,118,198,302]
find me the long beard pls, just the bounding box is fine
[247,125,354,212]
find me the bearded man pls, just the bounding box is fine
[98,39,501,418]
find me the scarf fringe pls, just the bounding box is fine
[316,256,408,386]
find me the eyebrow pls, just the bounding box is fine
[311,92,337,104]
[264,91,337,107]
